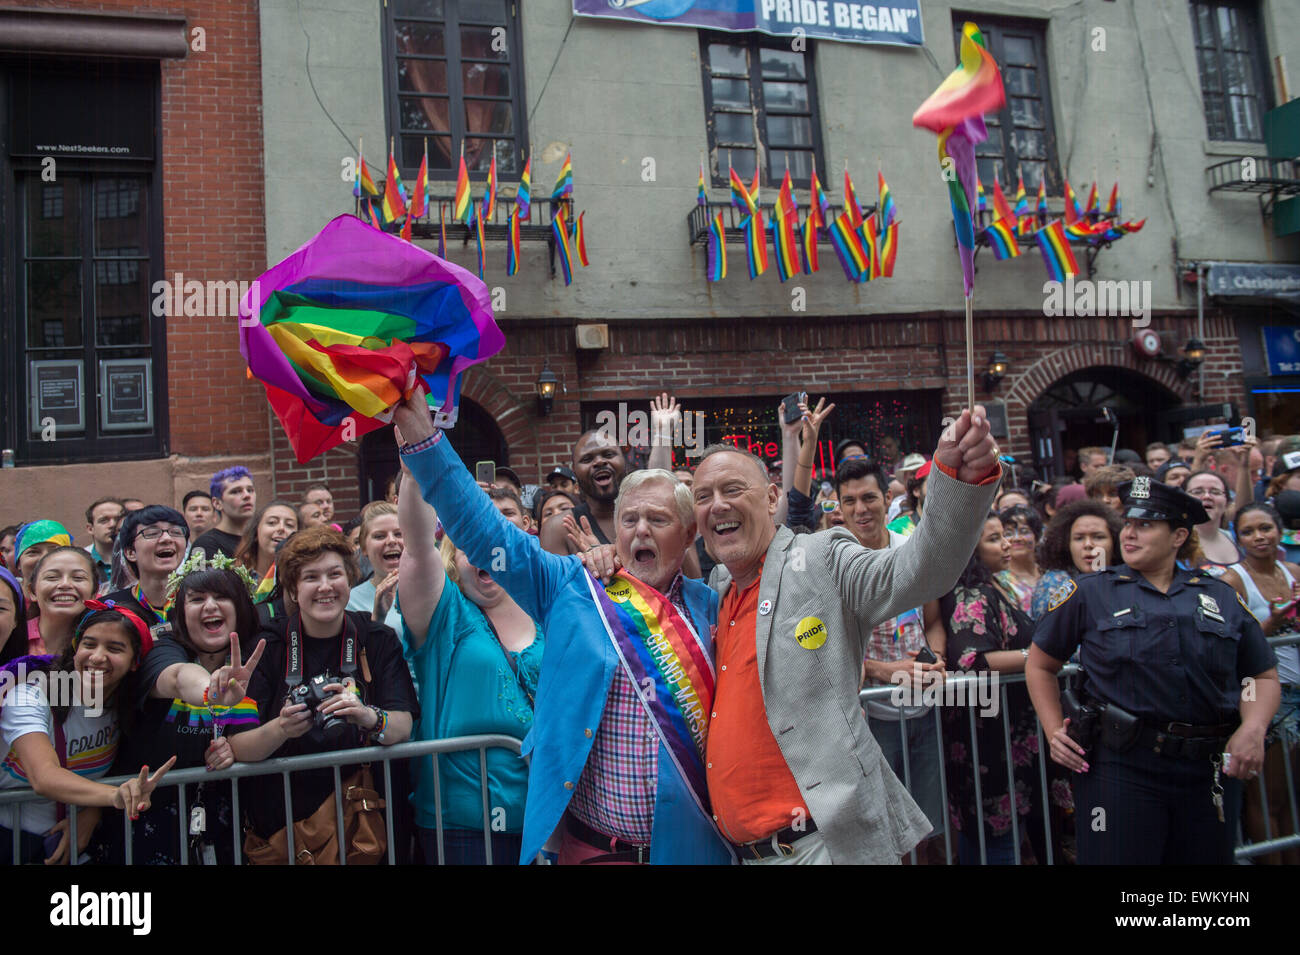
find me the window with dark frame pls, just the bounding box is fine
[700,32,823,190]
[384,0,528,179]
[1190,1,1272,142]
[951,16,1060,195]
[19,173,157,445]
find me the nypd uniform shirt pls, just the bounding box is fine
[1033,565,1276,725]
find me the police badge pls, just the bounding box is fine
[1130,475,1151,500]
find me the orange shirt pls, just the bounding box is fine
[705,561,810,844]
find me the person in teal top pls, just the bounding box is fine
[396,453,543,865]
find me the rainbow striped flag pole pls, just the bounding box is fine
[913,21,1006,411]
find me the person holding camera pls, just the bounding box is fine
[231,526,418,863]
[1026,478,1279,864]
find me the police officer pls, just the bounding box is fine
[1025,476,1279,864]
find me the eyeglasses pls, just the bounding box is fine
[136,526,187,542]
[1187,487,1227,499]
[819,500,840,513]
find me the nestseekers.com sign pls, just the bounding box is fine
[573,0,924,47]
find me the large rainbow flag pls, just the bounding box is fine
[239,215,503,463]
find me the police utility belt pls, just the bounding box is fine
[1063,689,1237,760]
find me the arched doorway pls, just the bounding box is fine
[357,397,509,504]
[1028,367,1182,479]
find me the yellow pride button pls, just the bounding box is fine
[795,616,827,650]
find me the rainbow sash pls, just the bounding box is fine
[585,572,715,814]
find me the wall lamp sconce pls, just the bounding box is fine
[537,362,559,416]
[982,351,1010,392]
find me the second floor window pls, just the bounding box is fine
[1190,1,1271,142]
[700,32,823,190]
[953,16,1060,194]
[385,0,528,177]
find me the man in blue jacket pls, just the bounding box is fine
[394,390,732,864]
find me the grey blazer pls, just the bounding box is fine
[709,464,998,863]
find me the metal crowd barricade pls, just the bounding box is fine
[860,634,1300,864]
[0,734,522,866]
[860,664,1082,866]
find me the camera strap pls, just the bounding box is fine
[285,613,359,688]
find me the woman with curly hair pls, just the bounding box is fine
[940,512,1046,865]
[1030,500,1123,620]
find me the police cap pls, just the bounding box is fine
[1117,477,1208,529]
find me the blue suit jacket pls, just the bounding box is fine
[405,438,733,864]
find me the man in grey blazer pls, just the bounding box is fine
[695,405,1001,864]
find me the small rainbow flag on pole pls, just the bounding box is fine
[1105,182,1121,218]
[551,151,573,202]
[1063,179,1082,225]
[730,164,756,213]
[409,143,428,219]
[975,172,987,214]
[861,216,881,281]
[481,155,498,222]
[453,152,473,224]
[740,210,768,279]
[844,168,864,229]
[575,211,589,266]
[697,159,708,205]
[356,152,379,198]
[506,210,521,276]
[1085,181,1099,217]
[879,221,899,276]
[772,171,800,282]
[552,206,573,285]
[991,179,1017,231]
[438,204,447,258]
[366,199,382,231]
[382,149,407,223]
[1035,220,1080,281]
[516,156,532,221]
[400,214,413,243]
[984,218,1021,259]
[1013,173,1031,235]
[748,165,761,209]
[707,212,727,282]
[811,167,831,228]
[828,210,868,281]
[801,210,820,274]
[877,170,897,231]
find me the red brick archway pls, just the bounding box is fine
[1000,343,1191,457]
[459,366,535,465]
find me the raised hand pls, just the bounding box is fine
[392,385,436,448]
[650,392,681,447]
[933,405,998,484]
[209,633,266,707]
[799,397,835,447]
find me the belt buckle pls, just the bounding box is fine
[1153,730,1166,754]
[1167,721,1194,736]
[777,842,794,857]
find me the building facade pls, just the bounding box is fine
[3,0,1298,534]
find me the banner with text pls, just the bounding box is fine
[572,0,923,47]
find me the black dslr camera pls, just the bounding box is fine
[288,673,351,741]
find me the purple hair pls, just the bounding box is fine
[210,466,253,500]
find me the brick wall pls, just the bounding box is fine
[35,0,269,458]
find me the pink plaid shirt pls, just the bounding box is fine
[567,574,689,844]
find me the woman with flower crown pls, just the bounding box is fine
[94,549,266,865]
